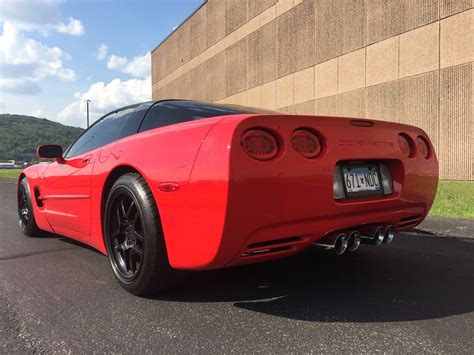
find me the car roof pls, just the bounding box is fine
[115,99,279,115]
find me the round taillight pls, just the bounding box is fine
[241,129,279,160]
[416,136,430,159]
[398,133,415,158]
[291,129,322,158]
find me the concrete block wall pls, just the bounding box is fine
[152,0,474,180]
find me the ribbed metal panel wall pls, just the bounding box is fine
[151,0,474,180]
[440,63,473,180]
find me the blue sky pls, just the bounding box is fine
[0,0,202,127]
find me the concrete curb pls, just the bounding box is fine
[408,216,474,240]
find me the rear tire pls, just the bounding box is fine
[17,177,42,237]
[104,173,181,296]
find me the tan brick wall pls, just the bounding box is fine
[151,0,474,180]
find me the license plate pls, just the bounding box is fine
[341,165,382,197]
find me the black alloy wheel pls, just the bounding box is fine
[104,173,182,296]
[18,182,29,231]
[17,177,41,237]
[107,189,144,281]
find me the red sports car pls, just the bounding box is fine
[18,100,438,295]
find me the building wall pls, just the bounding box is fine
[151,0,474,180]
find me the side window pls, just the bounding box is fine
[138,101,268,133]
[64,124,99,158]
[92,108,134,149]
[65,107,134,158]
[139,104,186,132]
[118,104,152,140]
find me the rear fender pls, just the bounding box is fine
[90,117,227,257]
[162,117,243,269]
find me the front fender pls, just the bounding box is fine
[20,164,54,233]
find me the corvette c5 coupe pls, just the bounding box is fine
[18,100,438,295]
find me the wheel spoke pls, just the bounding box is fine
[129,251,135,273]
[131,250,140,272]
[113,238,122,251]
[132,210,139,225]
[116,207,122,228]
[133,230,143,241]
[130,246,142,273]
[126,200,135,219]
[124,249,134,273]
[132,244,143,257]
[22,209,29,222]
[120,199,127,220]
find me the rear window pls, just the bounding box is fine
[139,100,278,132]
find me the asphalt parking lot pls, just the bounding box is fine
[1,178,473,353]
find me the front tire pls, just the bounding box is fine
[104,173,180,296]
[17,177,42,237]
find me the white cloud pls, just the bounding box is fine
[107,54,128,70]
[0,22,75,95]
[31,109,44,117]
[0,0,84,36]
[107,52,151,78]
[123,53,151,78]
[56,17,84,36]
[0,78,42,95]
[57,77,151,128]
[95,43,108,60]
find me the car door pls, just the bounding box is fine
[41,149,96,237]
[41,107,135,238]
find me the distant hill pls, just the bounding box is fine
[0,114,84,162]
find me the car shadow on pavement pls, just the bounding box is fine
[157,234,474,323]
[34,231,103,254]
[58,237,103,254]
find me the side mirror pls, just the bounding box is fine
[36,144,63,160]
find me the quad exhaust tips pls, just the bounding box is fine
[314,226,396,254]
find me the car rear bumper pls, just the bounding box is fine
[160,114,438,270]
[228,202,425,267]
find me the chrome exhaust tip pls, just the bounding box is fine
[374,227,385,245]
[347,230,361,252]
[360,226,385,245]
[334,233,349,255]
[384,225,396,244]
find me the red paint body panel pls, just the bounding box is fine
[22,114,438,271]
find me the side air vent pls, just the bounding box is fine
[242,236,306,258]
[398,215,422,229]
[241,246,293,257]
[247,236,303,249]
[34,187,43,207]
